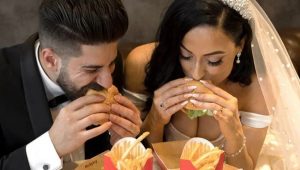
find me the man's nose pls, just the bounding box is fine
[96,69,113,89]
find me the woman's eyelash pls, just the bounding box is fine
[208,59,223,66]
[179,54,192,60]
[179,54,223,66]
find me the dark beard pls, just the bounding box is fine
[56,68,105,100]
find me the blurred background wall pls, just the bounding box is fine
[0,0,41,48]
[0,0,300,57]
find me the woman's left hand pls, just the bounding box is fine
[189,81,244,140]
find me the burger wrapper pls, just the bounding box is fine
[103,137,153,170]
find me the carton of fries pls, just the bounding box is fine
[180,138,225,170]
[152,139,234,170]
[103,132,153,170]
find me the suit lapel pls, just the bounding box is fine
[20,34,53,137]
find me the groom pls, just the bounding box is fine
[0,0,141,169]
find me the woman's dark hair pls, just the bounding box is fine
[38,0,128,57]
[144,0,254,111]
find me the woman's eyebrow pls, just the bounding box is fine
[203,51,225,56]
[180,44,225,56]
[180,44,194,55]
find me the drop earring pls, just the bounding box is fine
[236,52,241,64]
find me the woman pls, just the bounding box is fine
[124,0,300,169]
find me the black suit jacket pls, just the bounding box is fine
[0,34,123,169]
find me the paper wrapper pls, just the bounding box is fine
[104,137,153,170]
[180,138,224,170]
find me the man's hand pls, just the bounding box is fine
[49,95,112,157]
[109,95,142,144]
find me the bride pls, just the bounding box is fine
[123,0,300,169]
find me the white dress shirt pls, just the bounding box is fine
[25,41,84,170]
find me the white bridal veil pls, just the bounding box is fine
[246,0,300,169]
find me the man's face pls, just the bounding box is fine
[57,42,118,100]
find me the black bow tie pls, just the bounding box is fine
[48,95,68,108]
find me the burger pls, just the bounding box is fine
[85,84,119,126]
[86,84,119,106]
[181,80,214,119]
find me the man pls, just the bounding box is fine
[0,0,141,169]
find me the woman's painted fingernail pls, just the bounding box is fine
[181,101,188,106]
[190,99,199,105]
[185,77,193,81]
[188,86,197,90]
[200,80,208,84]
[184,94,193,98]
[184,93,199,98]
[192,93,199,98]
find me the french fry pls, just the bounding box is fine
[107,132,152,170]
[181,138,224,170]
[193,148,223,168]
[189,142,200,160]
[121,132,150,160]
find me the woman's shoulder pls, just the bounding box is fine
[227,74,268,116]
[239,74,269,116]
[125,42,156,66]
[124,42,156,93]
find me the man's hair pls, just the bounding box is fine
[38,0,128,57]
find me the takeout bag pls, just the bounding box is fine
[103,137,153,170]
[179,138,225,170]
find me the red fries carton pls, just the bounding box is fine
[103,134,153,170]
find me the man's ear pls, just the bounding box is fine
[40,48,61,72]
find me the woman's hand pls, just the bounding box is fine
[148,77,197,125]
[189,81,244,142]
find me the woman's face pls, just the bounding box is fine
[180,26,242,84]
